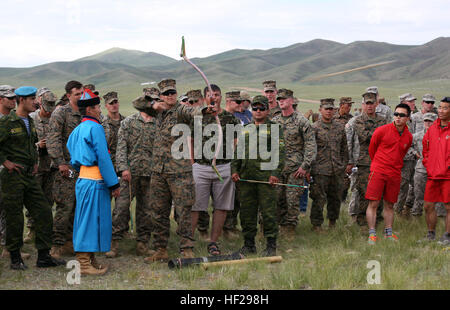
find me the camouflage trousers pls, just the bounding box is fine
[341,173,351,202]
[348,172,359,216]
[52,170,77,246]
[309,174,343,226]
[355,166,383,226]
[277,171,305,227]
[150,172,195,250]
[394,160,416,213]
[174,203,210,232]
[0,176,5,246]
[111,176,153,242]
[412,171,447,217]
[223,183,240,231]
[25,169,55,229]
[0,169,53,252]
[239,182,278,240]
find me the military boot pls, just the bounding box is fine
[181,248,195,259]
[76,252,108,276]
[36,249,66,268]
[136,241,155,256]
[10,250,28,270]
[143,248,169,263]
[2,248,31,260]
[50,245,64,259]
[90,253,109,271]
[328,219,337,228]
[239,238,256,256]
[262,237,277,257]
[23,229,35,243]
[62,240,75,256]
[105,240,119,258]
[280,225,296,240]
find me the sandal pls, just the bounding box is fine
[207,242,221,256]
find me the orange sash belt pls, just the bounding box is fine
[79,166,103,180]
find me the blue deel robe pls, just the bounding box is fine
[67,116,119,252]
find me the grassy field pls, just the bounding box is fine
[0,199,448,290]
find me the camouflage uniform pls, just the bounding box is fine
[113,112,156,242]
[104,114,125,172]
[268,106,282,121]
[47,103,81,246]
[346,109,387,225]
[231,118,284,241]
[272,100,317,228]
[0,112,6,246]
[345,116,360,216]
[0,111,53,252]
[310,114,349,227]
[133,87,204,251]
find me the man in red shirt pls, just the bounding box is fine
[422,97,450,245]
[365,103,413,244]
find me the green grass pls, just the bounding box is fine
[0,199,448,290]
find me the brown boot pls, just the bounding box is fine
[311,225,324,233]
[1,248,31,260]
[23,229,34,243]
[76,252,108,276]
[105,240,119,258]
[143,248,168,263]
[328,219,336,228]
[62,241,75,256]
[180,248,194,259]
[280,225,296,240]
[89,253,109,271]
[50,245,64,259]
[136,241,155,256]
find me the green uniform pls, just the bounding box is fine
[232,120,284,240]
[0,111,53,252]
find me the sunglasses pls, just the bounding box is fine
[181,98,188,102]
[107,100,118,105]
[162,90,177,96]
[424,101,435,104]
[324,107,334,111]
[235,100,242,105]
[394,112,408,118]
[188,99,199,104]
[364,102,375,105]
[252,106,267,111]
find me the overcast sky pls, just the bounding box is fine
[2,0,449,67]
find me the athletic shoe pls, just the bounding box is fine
[384,234,399,241]
[367,235,378,245]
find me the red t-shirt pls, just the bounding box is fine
[369,123,412,177]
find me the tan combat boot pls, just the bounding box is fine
[89,253,109,271]
[143,248,168,263]
[181,248,194,259]
[50,245,64,259]
[105,240,119,258]
[23,229,35,243]
[328,219,337,229]
[1,248,31,260]
[136,241,155,256]
[76,252,108,276]
[62,241,75,256]
[280,225,296,240]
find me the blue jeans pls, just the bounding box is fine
[299,179,309,212]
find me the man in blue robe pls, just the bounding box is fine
[67,89,120,275]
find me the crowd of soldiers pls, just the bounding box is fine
[0,77,448,273]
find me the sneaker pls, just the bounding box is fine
[384,234,399,241]
[437,233,450,246]
[367,235,378,245]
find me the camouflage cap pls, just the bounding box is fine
[103,91,118,105]
[186,89,203,101]
[362,92,377,104]
[276,88,294,99]
[132,95,152,111]
[178,94,188,102]
[240,90,251,102]
[41,91,57,113]
[422,94,436,102]
[36,87,51,98]
[251,95,269,109]
[399,93,416,102]
[0,85,15,98]
[57,93,69,106]
[225,91,241,101]
[366,86,378,95]
[378,97,386,105]
[423,112,437,122]
[143,87,160,99]
[339,97,354,105]
[262,80,277,92]
[158,79,176,93]
[83,84,99,95]
[320,98,335,109]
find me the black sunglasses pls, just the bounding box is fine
[162,90,177,96]
[252,106,267,111]
[188,99,199,104]
[235,100,242,105]
[324,107,334,111]
[424,101,435,104]
[394,112,408,118]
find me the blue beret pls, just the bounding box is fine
[15,86,37,97]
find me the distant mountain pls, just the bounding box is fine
[1,38,450,90]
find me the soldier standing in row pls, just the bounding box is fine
[47,80,84,258]
[346,92,387,228]
[0,86,65,270]
[262,80,281,120]
[106,90,158,258]
[232,95,284,256]
[411,94,437,134]
[103,91,125,173]
[366,86,393,123]
[309,99,349,231]
[272,88,317,239]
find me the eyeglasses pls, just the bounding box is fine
[181,98,188,102]
[235,100,242,105]
[324,107,334,111]
[423,101,435,104]
[364,102,375,105]
[394,112,408,118]
[252,106,267,111]
[2,96,16,100]
[188,99,199,104]
[162,90,177,96]
[107,100,118,105]
[424,120,434,123]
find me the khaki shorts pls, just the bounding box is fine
[192,163,235,212]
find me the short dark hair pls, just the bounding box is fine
[65,80,83,95]
[395,103,411,116]
[203,84,221,97]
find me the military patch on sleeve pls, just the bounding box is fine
[10,127,24,134]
